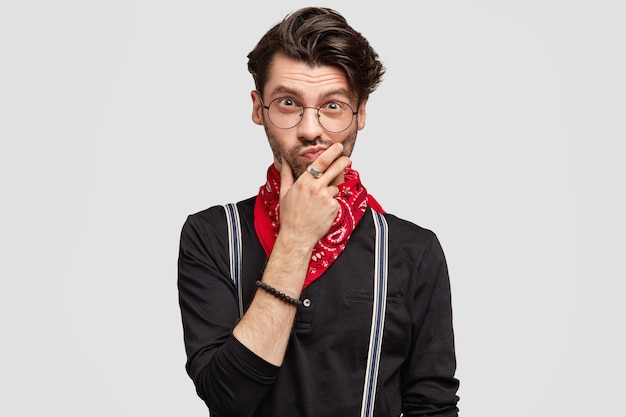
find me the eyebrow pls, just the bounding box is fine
[268,86,354,102]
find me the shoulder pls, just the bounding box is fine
[184,197,256,227]
[379,211,438,244]
[376,210,446,262]
[180,196,256,245]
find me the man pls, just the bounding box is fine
[178,7,459,416]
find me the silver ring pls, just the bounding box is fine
[306,164,324,179]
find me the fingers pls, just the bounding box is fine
[279,160,295,200]
[307,143,343,174]
[324,157,349,186]
[276,143,346,249]
[306,143,351,185]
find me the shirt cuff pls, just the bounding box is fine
[227,335,280,384]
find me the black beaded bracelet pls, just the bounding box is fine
[255,280,304,307]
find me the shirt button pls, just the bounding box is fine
[302,298,311,308]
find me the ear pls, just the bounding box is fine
[356,98,368,130]
[251,90,264,126]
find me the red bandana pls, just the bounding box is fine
[254,164,384,289]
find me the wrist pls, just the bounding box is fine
[273,231,317,257]
[255,280,305,307]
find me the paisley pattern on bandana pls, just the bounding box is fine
[253,164,384,289]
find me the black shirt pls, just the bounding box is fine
[178,196,460,416]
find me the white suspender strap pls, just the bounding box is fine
[224,203,244,318]
[360,209,389,417]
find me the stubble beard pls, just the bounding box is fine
[263,124,358,179]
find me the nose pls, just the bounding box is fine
[296,107,324,140]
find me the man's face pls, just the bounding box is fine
[251,54,367,178]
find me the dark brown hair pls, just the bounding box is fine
[247,7,385,105]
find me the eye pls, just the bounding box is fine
[321,101,345,114]
[276,97,299,108]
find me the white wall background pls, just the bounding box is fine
[1,1,624,416]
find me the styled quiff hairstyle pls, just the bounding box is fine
[247,7,385,105]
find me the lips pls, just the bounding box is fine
[301,146,327,161]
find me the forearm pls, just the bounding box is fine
[232,144,349,365]
[179,210,294,416]
[232,234,311,365]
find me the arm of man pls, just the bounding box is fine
[401,234,460,417]
[179,144,351,416]
[232,143,349,364]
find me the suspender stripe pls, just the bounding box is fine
[360,210,389,417]
[224,203,244,318]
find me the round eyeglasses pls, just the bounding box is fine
[260,96,358,133]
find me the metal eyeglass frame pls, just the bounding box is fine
[258,94,358,133]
